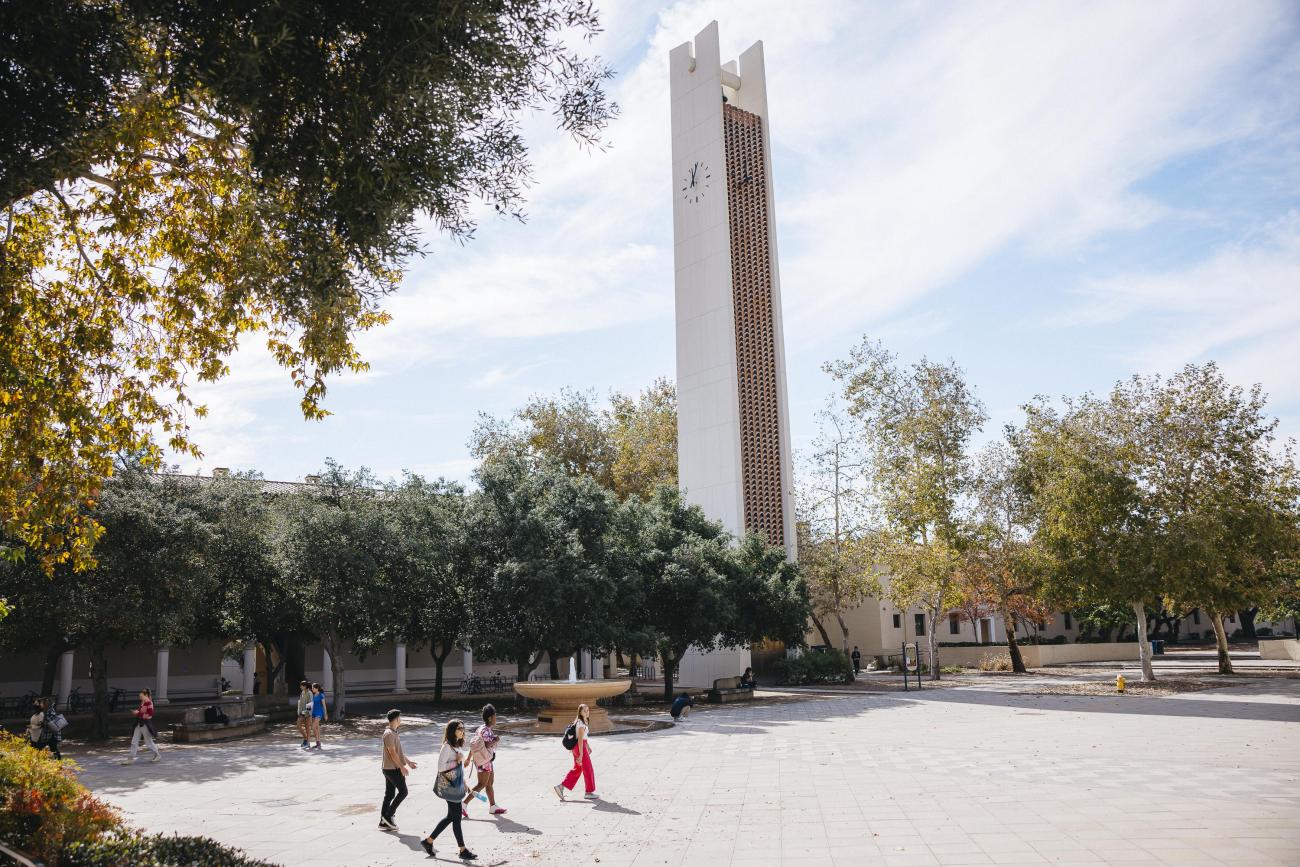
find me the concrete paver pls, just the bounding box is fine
[72,677,1300,866]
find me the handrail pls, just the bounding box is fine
[0,840,42,867]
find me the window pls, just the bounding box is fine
[915,613,926,636]
[1063,612,1072,630]
[892,613,901,629]
[1038,621,1047,631]
[1192,609,1200,625]
[1228,613,1236,623]
[949,613,961,635]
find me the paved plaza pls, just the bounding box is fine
[73,678,1300,866]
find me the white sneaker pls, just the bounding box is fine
[552,784,566,801]
[151,753,161,762]
[583,792,600,800]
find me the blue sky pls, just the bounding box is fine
[176,0,1300,485]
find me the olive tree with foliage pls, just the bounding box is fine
[276,464,393,717]
[826,339,987,680]
[468,456,620,681]
[0,0,615,573]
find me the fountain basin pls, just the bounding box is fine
[513,679,631,733]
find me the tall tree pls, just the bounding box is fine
[1,0,615,572]
[468,456,619,682]
[826,339,986,680]
[383,475,471,702]
[1017,391,1162,681]
[0,463,214,737]
[609,378,678,500]
[276,463,390,716]
[630,488,738,700]
[1132,364,1300,674]
[797,403,874,650]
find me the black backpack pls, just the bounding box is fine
[561,723,578,751]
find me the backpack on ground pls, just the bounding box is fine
[203,705,219,724]
[561,722,578,751]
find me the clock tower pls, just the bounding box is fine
[669,23,796,686]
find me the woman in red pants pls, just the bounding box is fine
[553,703,598,800]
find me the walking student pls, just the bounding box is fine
[379,709,417,831]
[27,697,62,760]
[296,680,313,749]
[309,682,328,750]
[120,688,161,764]
[463,703,506,816]
[851,646,862,675]
[553,703,597,801]
[422,719,477,861]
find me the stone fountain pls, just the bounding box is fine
[512,656,631,734]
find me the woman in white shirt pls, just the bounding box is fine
[553,703,598,800]
[422,719,477,861]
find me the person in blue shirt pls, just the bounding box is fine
[309,682,328,750]
[670,693,693,722]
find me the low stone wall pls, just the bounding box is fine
[1259,638,1300,661]
[930,642,1141,669]
[172,698,266,743]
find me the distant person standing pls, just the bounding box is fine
[851,646,862,675]
[670,693,693,722]
[464,704,506,816]
[422,719,477,861]
[40,698,64,760]
[27,698,61,760]
[309,682,327,750]
[296,680,313,749]
[553,703,597,801]
[379,709,417,831]
[120,688,160,764]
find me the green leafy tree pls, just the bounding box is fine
[382,475,471,702]
[1017,391,1162,680]
[468,455,619,681]
[609,378,678,499]
[627,487,737,700]
[728,532,811,651]
[276,463,391,717]
[826,339,986,680]
[0,463,214,737]
[1,0,615,573]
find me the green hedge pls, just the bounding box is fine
[773,649,854,685]
[63,832,276,866]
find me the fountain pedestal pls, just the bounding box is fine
[512,679,632,733]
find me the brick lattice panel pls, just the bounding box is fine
[723,103,785,548]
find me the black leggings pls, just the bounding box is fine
[430,799,464,847]
[381,769,407,819]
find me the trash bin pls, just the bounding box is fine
[1151,640,1165,655]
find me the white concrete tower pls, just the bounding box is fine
[669,22,796,687]
[670,21,796,557]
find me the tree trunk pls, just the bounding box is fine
[325,635,347,718]
[627,650,638,695]
[1132,601,1155,682]
[1001,607,1027,674]
[835,613,851,652]
[660,648,682,702]
[89,642,110,740]
[808,613,834,648]
[548,651,560,680]
[432,642,453,703]
[1209,611,1233,674]
[927,597,942,681]
[260,638,285,696]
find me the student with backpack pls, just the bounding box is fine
[552,703,597,801]
[120,688,160,764]
[463,703,506,816]
[422,719,477,861]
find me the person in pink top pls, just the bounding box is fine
[120,688,160,764]
[463,703,506,816]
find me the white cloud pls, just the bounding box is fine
[1070,213,1300,405]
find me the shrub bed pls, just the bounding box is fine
[774,649,854,685]
[63,832,276,866]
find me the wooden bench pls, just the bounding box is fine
[172,699,268,743]
[708,676,755,703]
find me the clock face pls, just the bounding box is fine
[681,160,710,203]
